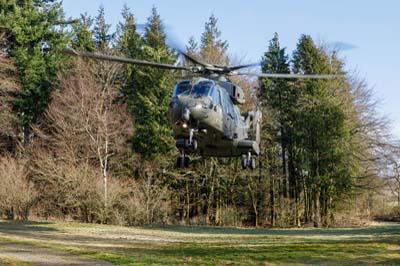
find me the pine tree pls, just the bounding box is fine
[115,4,143,103]
[293,35,330,76]
[292,35,351,226]
[71,13,96,52]
[260,33,294,223]
[0,0,70,136]
[186,36,198,56]
[144,7,167,50]
[200,14,229,64]
[127,7,175,159]
[94,5,112,51]
[115,5,142,59]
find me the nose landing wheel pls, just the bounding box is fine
[242,152,257,170]
[176,155,190,168]
[175,132,197,168]
[176,149,191,168]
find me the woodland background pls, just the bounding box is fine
[0,0,399,227]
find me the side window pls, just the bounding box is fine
[211,87,221,106]
[223,92,229,114]
[228,101,234,119]
[233,106,240,122]
[222,91,234,119]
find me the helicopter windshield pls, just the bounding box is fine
[185,81,213,98]
[173,81,192,97]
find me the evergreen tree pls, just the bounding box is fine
[186,36,198,56]
[200,14,229,64]
[292,35,351,226]
[94,5,112,51]
[260,33,293,217]
[144,7,167,50]
[71,13,96,52]
[0,0,70,135]
[293,35,330,76]
[115,5,142,59]
[126,7,175,159]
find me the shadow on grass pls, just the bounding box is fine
[0,220,55,232]
[1,220,399,265]
[0,220,116,244]
[144,223,400,237]
[85,240,400,266]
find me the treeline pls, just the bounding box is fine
[0,0,398,226]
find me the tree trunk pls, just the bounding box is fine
[313,189,321,227]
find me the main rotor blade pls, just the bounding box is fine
[226,63,260,72]
[64,47,190,71]
[177,49,213,68]
[162,30,212,68]
[234,72,344,79]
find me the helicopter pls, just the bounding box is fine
[65,47,341,169]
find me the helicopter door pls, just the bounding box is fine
[222,91,234,139]
[210,87,223,115]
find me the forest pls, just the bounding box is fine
[0,0,399,228]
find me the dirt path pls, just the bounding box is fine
[0,243,113,266]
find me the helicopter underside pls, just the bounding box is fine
[173,121,259,158]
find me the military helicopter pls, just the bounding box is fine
[65,47,340,169]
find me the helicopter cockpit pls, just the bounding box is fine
[173,80,228,112]
[173,80,215,98]
[173,80,191,97]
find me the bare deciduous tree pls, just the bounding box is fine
[0,57,20,154]
[30,59,134,222]
[0,156,37,220]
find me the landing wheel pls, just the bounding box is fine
[176,150,190,168]
[242,153,257,170]
[249,157,256,170]
[176,157,183,168]
[184,156,190,168]
[192,139,198,151]
[241,157,248,170]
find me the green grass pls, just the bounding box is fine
[0,220,399,265]
[0,254,31,266]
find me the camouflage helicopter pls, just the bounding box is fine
[65,47,340,169]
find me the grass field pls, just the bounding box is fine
[0,220,399,265]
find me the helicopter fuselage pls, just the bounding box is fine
[169,78,260,159]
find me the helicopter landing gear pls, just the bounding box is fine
[176,156,190,168]
[175,129,198,168]
[176,150,191,168]
[242,152,256,170]
[188,128,198,151]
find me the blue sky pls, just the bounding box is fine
[62,0,400,138]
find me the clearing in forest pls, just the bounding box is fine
[0,220,399,265]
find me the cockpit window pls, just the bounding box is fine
[173,81,191,97]
[190,81,213,98]
[179,81,214,98]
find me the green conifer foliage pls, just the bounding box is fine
[200,14,229,65]
[260,33,292,199]
[94,5,112,51]
[71,13,96,52]
[0,0,70,132]
[119,7,175,159]
[292,35,353,226]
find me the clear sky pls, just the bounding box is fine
[62,0,400,138]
